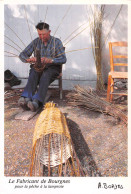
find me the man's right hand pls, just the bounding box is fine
[26,57,37,63]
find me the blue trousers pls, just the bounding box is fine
[21,67,60,104]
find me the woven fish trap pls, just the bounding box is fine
[30,102,83,176]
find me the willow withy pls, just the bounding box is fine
[67,85,127,125]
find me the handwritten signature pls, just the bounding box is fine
[98,182,123,189]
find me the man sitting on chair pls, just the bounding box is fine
[18,22,66,112]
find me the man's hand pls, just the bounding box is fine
[41,57,53,64]
[26,57,37,63]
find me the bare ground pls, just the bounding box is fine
[4,89,128,177]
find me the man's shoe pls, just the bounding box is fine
[27,99,40,112]
[18,97,30,110]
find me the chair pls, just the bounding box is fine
[107,41,128,102]
[58,65,63,100]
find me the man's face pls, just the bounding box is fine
[37,29,51,42]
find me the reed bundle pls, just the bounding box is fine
[30,102,84,176]
[88,5,123,91]
[67,85,127,125]
[88,5,105,91]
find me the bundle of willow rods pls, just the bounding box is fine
[33,49,45,72]
[67,85,127,125]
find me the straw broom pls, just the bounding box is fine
[67,85,127,125]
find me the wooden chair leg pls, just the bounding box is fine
[107,75,111,101]
[110,77,114,102]
[59,77,63,100]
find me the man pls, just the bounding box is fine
[18,22,67,112]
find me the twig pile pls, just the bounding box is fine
[67,85,127,125]
[4,89,22,100]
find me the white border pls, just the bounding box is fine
[1,1,131,194]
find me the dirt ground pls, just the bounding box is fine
[4,89,128,177]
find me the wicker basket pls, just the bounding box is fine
[30,102,83,176]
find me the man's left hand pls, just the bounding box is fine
[41,57,53,64]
